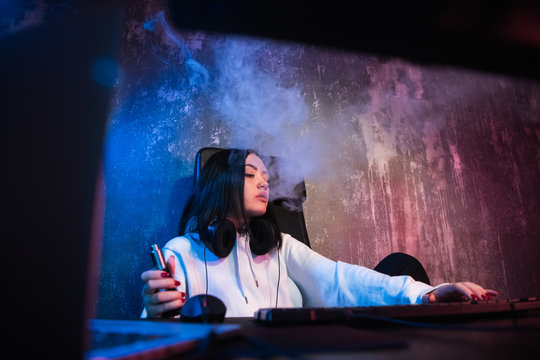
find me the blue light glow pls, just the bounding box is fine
[91,56,119,88]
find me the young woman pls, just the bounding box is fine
[141,149,498,318]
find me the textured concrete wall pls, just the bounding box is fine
[5,1,539,319]
[96,1,540,319]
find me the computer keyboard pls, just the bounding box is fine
[255,297,540,324]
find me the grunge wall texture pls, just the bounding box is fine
[4,1,539,318]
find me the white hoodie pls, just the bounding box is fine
[147,233,434,318]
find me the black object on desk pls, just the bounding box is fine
[182,301,540,360]
[181,294,227,323]
[255,297,540,325]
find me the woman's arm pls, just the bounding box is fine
[280,234,430,306]
[280,234,497,307]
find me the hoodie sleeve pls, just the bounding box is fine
[280,234,434,307]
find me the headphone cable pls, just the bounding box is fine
[276,247,280,308]
[203,244,208,295]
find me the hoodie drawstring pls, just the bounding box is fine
[235,233,261,304]
[245,236,260,288]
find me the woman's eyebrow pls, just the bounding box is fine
[245,164,268,174]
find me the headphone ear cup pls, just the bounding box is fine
[200,219,237,258]
[249,218,279,256]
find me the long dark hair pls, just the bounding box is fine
[178,148,282,250]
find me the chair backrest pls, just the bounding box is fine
[194,147,311,247]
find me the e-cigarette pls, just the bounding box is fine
[151,244,169,273]
[150,244,180,317]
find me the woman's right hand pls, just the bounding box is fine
[141,255,186,318]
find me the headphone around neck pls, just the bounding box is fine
[199,218,279,258]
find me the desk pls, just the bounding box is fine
[179,312,540,359]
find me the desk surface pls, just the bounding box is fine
[179,312,540,359]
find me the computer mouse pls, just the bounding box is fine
[180,294,227,323]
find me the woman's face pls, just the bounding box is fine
[243,153,270,219]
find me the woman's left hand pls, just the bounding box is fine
[422,282,499,303]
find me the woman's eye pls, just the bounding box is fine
[245,173,255,178]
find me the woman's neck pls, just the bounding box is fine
[226,214,250,231]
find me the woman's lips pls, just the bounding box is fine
[256,194,268,202]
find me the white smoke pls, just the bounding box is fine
[206,39,441,204]
[210,36,315,203]
[147,14,533,210]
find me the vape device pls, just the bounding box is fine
[150,244,180,317]
[150,244,168,273]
